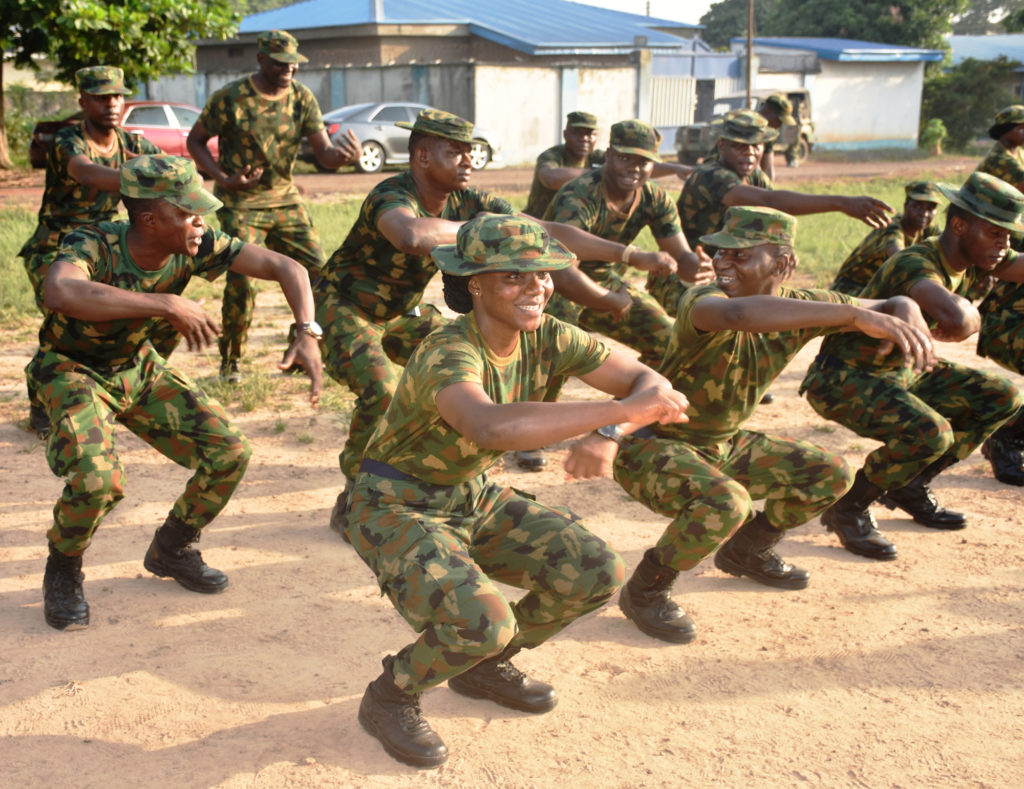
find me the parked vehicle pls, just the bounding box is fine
[300,101,503,173]
[29,101,218,169]
[675,88,814,167]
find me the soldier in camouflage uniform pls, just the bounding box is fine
[19,66,163,438]
[187,29,359,383]
[565,206,935,644]
[755,93,796,181]
[831,181,943,295]
[801,173,1024,560]
[348,213,688,768]
[30,155,323,631]
[523,111,692,220]
[322,109,678,524]
[976,105,1024,192]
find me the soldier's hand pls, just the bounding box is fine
[630,250,677,278]
[166,296,220,352]
[222,165,264,192]
[683,246,715,285]
[853,308,936,373]
[620,384,690,427]
[334,128,362,165]
[843,196,893,229]
[564,431,619,480]
[601,285,632,322]
[279,333,323,407]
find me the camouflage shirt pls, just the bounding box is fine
[39,221,243,369]
[677,159,772,250]
[198,76,323,209]
[976,141,1024,189]
[544,167,681,282]
[979,251,1023,315]
[830,215,940,295]
[364,312,610,485]
[19,122,160,258]
[324,171,513,321]
[653,283,855,446]
[523,144,606,218]
[819,236,1012,371]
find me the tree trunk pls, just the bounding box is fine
[0,65,13,169]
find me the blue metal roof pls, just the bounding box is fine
[734,36,943,63]
[238,0,699,55]
[949,34,1024,67]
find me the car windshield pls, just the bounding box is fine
[323,103,377,122]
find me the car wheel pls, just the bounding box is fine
[786,136,810,168]
[469,141,490,170]
[358,141,384,173]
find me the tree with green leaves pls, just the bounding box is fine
[698,0,780,51]
[921,56,1020,150]
[0,0,240,168]
[952,1,1024,35]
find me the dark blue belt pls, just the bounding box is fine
[359,458,416,482]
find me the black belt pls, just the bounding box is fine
[359,458,416,482]
[812,352,846,372]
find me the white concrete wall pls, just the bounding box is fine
[472,65,562,168]
[577,67,637,140]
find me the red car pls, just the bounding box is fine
[29,100,218,169]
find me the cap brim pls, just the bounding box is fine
[86,86,133,97]
[937,183,1024,232]
[165,188,223,216]
[609,144,661,163]
[719,128,779,145]
[779,111,796,125]
[432,237,576,275]
[396,121,473,144]
[698,231,774,249]
[267,52,308,64]
[567,122,599,129]
[905,191,941,204]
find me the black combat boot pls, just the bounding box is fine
[878,454,966,530]
[144,515,229,593]
[982,408,1024,486]
[618,548,696,643]
[448,645,557,713]
[821,469,898,561]
[714,512,810,590]
[358,655,449,768]
[43,543,89,631]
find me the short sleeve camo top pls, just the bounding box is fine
[39,222,243,369]
[677,159,773,250]
[198,76,323,209]
[523,144,606,218]
[830,215,940,295]
[544,168,681,282]
[323,171,514,320]
[976,141,1024,189]
[654,283,856,445]
[363,312,610,485]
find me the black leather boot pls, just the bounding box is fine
[618,548,696,643]
[448,645,557,713]
[982,408,1024,486]
[878,454,966,530]
[714,512,810,590]
[358,655,449,768]
[43,543,89,630]
[144,515,229,593]
[821,469,898,561]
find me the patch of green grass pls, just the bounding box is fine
[813,424,836,434]
[296,431,315,444]
[273,418,287,433]
[0,206,40,323]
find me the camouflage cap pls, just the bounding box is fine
[257,30,308,64]
[396,108,474,143]
[988,105,1024,139]
[761,93,796,125]
[566,111,599,129]
[75,66,131,96]
[718,109,779,145]
[699,206,797,249]
[938,172,1024,232]
[120,155,222,215]
[609,119,662,162]
[432,213,575,276]
[904,180,943,204]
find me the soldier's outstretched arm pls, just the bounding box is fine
[724,184,893,228]
[377,206,463,255]
[550,264,632,318]
[906,279,980,343]
[66,155,122,193]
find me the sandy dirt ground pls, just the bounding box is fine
[1,156,1023,787]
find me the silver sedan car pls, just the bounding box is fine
[307,101,503,173]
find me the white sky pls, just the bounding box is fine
[568,0,715,25]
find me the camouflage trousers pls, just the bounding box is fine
[26,344,252,555]
[217,204,324,364]
[645,273,690,318]
[801,354,1023,490]
[316,284,446,480]
[977,281,1024,375]
[546,273,673,369]
[346,468,625,694]
[613,430,851,571]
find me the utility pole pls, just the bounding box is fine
[746,0,754,107]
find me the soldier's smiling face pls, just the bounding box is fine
[604,150,654,195]
[257,54,298,89]
[469,269,553,336]
[713,243,788,296]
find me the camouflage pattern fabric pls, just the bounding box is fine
[395,108,474,143]
[38,222,242,369]
[699,204,796,249]
[830,215,940,295]
[802,239,1023,490]
[324,171,513,321]
[677,159,773,251]
[197,76,323,209]
[346,472,624,694]
[608,119,662,162]
[978,279,1024,374]
[522,144,606,219]
[614,430,850,572]
[543,167,679,367]
[976,141,1024,189]
[215,204,325,364]
[315,287,446,480]
[432,212,574,275]
[362,312,609,485]
[75,65,131,95]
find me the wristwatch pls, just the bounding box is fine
[298,320,323,341]
[595,424,625,446]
